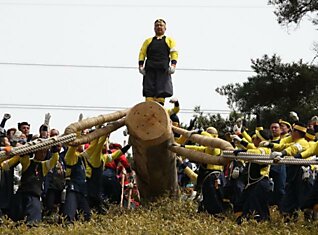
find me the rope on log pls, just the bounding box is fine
[172,126,234,151]
[64,109,129,135]
[68,118,125,146]
[0,133,77,159]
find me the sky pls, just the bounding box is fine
[0,0,317,144]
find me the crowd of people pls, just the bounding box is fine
[1,104,318,226]
[1,18,317,228]
[175,110,318,224]
[137,18,318,225]
[0,115,136,225]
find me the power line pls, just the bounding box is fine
[0,2,271,9]
[0,62,254,73]
[0,103,232,114]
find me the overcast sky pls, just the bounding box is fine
[0,0,317,144]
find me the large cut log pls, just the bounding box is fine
[64,110,129,146]
[172,126,234,151]
[126,101,178,200]
[170,126,234,166]
[168,145,229,165]
[64,110,129,135]
[68,119,125,146]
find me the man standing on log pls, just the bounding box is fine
[138,19,178,105]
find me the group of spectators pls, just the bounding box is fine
[0,114,135,225]
[175,111,318,224]
[2,104,318,226]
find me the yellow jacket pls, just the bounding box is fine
[139,36,178,64]
[299,141,318,159]
[184,145,223,171]
[247,147,271,177]
[284,138,309,156]
[20,152,59,176]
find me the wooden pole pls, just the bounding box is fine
[64,109,129,135]
[172,126,234,151]
[168,145,229,166]
[125,101,178,200]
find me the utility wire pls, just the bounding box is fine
[0,2,271,9]
[0,62,254,73]
[0,103,232,114]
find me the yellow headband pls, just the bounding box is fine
[306,132,315,141]
[293,125,307,133]
[279,119,291,129]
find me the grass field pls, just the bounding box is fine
[1,197,318,234]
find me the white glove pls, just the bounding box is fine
[232,125,241,135]
[139,67,146,76]
[168,66,176,74]
[289,111,299,122]
[44,113,51,125]
[231,135,242,143]
[270,151,283,162]
[259,141,270,147]
[169,97,178,103]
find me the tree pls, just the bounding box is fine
[269,1,318,65]
[216,54,318,127]
[269,0,318,26]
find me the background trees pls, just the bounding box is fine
[216,54,318,127]
[269,0,318,26]
[185,1,318,132]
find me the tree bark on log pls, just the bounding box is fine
[125,101,178,200]
[168,145,228,166]
[172,126,234,151]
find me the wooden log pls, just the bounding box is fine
[125,101,177,200]
[168,145,228,166]
[172,126,234,151]
[64,109,129,135]
[68,118,125,146]
[129,137,177,200]
[125,101,172,146]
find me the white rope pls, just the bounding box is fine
[222,152,318,165]
[0,134,76,159]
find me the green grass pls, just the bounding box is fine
[1,198,318,234]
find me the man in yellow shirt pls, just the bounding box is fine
[138,19,178,105]
[233,129,272,223]
[269,122,310,222]
[179,134,224,216]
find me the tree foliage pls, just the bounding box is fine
[269,0,318,26]
[216,54,318,127]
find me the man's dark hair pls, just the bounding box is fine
[18,122,30,130]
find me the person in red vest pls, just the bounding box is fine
[102,143,134,204]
